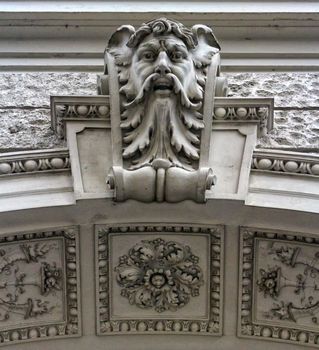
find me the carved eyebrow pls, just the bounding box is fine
[164,42,188,54]
[137,41,161,52]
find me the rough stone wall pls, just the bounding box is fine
[0,73,96,151]
[0,72,318,152]
[226,73,319,150]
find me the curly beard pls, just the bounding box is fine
[120,72,205,171]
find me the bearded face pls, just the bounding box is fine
[106,19,220,171]
[129,36,201,100]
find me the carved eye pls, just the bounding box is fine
[142,51,155,61]
[170,51,184,62]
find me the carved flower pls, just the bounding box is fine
[273,245,300,267]
[115,238,203,312]
[257,267,281,298]
[257,107,268,118]
[41,262,62,295]
[269,301,295,321]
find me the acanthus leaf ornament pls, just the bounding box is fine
[115,238,203,312]
[96,224,224,336]
[102,18,226,203]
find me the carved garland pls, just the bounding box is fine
[239,227,319,347]
[0,227,80,346]
[96,224,223,335]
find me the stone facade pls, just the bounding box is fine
[0,11,318,350]
[0,72,318,152]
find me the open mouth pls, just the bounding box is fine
[153,78,173,91]
[154,84,173,91]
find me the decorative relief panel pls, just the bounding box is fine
[0,227,80,346]
[239,227,319,347]
[96,224,224,335]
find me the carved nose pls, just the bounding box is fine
[155,64,171,75]
[155,52,171,75]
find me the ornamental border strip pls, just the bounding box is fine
[95,224,224,336]
[50,96,111,139]
[50,96,273,139]
[0,149,70,176]
[0,226,81,346]
[214,97,274,137]
[252,150,319,177]
[238,226,319,348]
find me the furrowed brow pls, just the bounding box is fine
[165,42,188,54]
[137,41,160,52]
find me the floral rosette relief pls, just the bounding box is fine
[115,238,203,312]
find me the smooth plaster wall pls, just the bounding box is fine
[0,72,318,152]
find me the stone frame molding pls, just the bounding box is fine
[0,226,81,346]
[50,96,110,139]
[238,226,319,347]
[0,149,70,176]
[95,224,224,336]
[252,150,319,177]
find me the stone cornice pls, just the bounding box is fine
[2,2,319,14]
[0,2,318,72]
[0,149,70,176]
[252,149,319,177]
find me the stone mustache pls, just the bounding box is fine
[102,18,226,202]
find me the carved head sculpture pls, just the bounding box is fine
[106,18,221,171]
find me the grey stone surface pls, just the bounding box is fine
[259,110,319,148]
[0,73,97,108]
[0,108,63,150]
[226,72,319,149]
[0,73,96,151]
[226,72,319,108]
[0,72,318,151]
